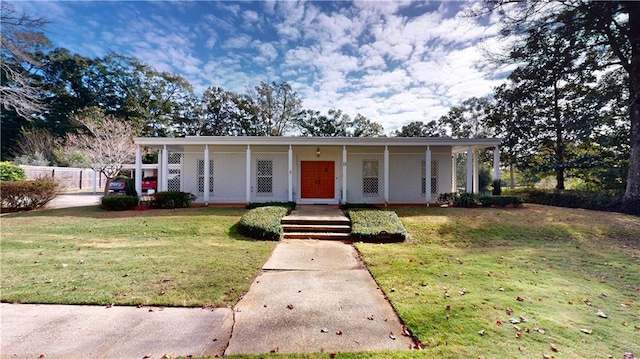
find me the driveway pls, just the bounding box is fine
[45,192,102,209]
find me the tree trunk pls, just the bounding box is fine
[510,163,515,189]
[554,81,565,190]
[624,2,640,199]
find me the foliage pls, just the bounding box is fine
[100,195,138,211]
[246,201,296,211]
[0,207,275,307]
[508,188,639,216]
[394,120,447,137]
[348,209,406,242]
[251,81,303,136]
[150,191,196,209]
[296,109,349,137]
[491,179,502,195]
[237,206,289,240]
[0,177,58,211]
[477,195,523,207]
[453,192,479,208]
[436,193,457,204]
[13,151,49,166]
[439,97,494,139]
[0,161,26,181]
[11,127,58,165]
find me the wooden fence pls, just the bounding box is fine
[20,166,108,191]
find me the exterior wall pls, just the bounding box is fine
[159,143,454,204]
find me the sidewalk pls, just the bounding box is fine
[1,240,412,358]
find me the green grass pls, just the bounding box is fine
[355,205,640,359]
[0,206,276,307]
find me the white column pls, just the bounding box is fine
[245,145,251,203]
[383,146,389,204]
[204,145,210,205]
[162,145,169,192]
[342,146,347,204]
[466,147,473,193]
[135,145,142,196]
[287,145,293,202]
[451,154,456,193]
[493,146,501,181]
[473,149,479,193]
[425,146,432,203]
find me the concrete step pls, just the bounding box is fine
[283,232,352,240]
[281,224,351,233]
[281,217,351,226]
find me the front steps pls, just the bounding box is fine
[281,205,352,240]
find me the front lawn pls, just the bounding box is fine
[0,206,276,307]
[356,205,640,359]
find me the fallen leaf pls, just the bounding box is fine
[516,331,522,338]
[270,347,279,353]
[596,309,608,318]
[321,327,328,333]
[509,318,520,324]
[550,343,559,352]
[499,287,505,291]
[287,303,294,310]
[402,325,411,336]
[389,332,396,340]
[367,315,374,320]
[478,329,485,336]
[330,353,336,358]
[621,303,631,308]
[143,354,152,359]
[516,296,524,302]
[336,330,343,335]
[513,325,521,331]
[506,307,514,315]
[160,352,174,359]
[535,327,545,334]
[542,355,554,359]
[496,320,503,326]
[581,328,592,334]
[446,305,451,311]
[519,315,528,323]
[622,353,637,359]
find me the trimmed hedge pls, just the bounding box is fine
[237,206,289,240]
[247,201,296,211]
[453,192,479,208]
[151,191,196,209]
[0,162,26,181]
[0,177,59,211]
[101,195,138,211]
[507,188,639,216]
[478,195,524,207]
[348,209,406,242]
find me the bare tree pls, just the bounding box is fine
[62,107,136,195]
[12,127,59,165]
[0,2,50,118]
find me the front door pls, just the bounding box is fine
[301,161,335,198]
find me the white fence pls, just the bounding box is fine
[20,166,107,190]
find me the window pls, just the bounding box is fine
[421,160,437,195]
[362,160,379,196]
[256,160,273,194]
[197,159,214,193]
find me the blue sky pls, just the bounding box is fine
[15,1,510,133]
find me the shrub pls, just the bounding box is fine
[0,162,26,181]
[349,209,406,242]
[507,188,639,216]
[454,192,479,208]
[101,195,138,211]
[246,201,296,211]
[437,193,457,204]
[237,206,289,240]
[151,191,196,209]
[125,179,138,197]
[1,177,59,211]
[478,195,524,207]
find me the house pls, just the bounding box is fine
[132,136,501,205]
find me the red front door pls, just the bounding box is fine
[301,161,335,198]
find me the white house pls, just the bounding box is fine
[132,136,501,205]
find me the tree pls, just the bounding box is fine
[482,1,640,198]
[440,97,494,139]
[251,81,303,136]
[349,113,384,137]
[61,107,136,195]
[394,120,447,137]
[0,3,50,118]
[296,109,349,137]
[11,127,58,166]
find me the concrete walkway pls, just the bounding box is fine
[1,241,413,358]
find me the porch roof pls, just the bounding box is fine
[134,136,501,153]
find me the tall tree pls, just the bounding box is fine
[251,81,303,136]
[296,109,349,137]
[483,1,640,198]
[440,97,493,139]
[349,113,384,137]
[394,120,447,137]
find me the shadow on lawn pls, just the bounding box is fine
[2,205,247,219]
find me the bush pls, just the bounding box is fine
[437,193,457,204]
[101,195,138,211]
[0,162,26,181]
[237,206,289,240]
[454,192,479,208]
[151,191,196,209]
[1,177,59,211]
[478,195,524,207]
[246,201,296,211]
[125,179,138,197]
[492,179,502,196]
[348,209,406,242]
[507,188,639,216]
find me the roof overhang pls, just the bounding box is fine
[134,136,501,153]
